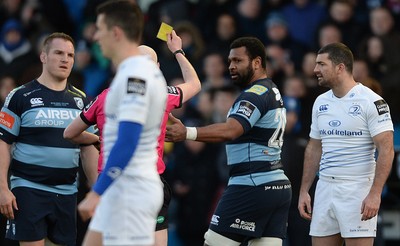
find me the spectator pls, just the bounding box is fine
[281,0,327,49]
[0,75,16,107]
[233,0,266,40]
[265,43,295,86]
[201,52,230,91]
[317,0,367,51]
[207,13,239,58]
[0,19,37,84]
[264,11,310,70]
[316,23,342,49]
[353,58,383,95]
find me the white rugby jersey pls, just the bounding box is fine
[310,83,393,178]
[102,55,167,179]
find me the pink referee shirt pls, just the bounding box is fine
[157,86,183,174]
[81,86,183,174]
[81,88,109,173]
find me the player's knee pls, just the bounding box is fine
[248,237,282,246]
[204,229,241,246]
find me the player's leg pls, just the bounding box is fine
[344,237,374,246]
[204,229,241,246]
[248,237,282,246]
[312,234,343,246]
[44,238,62,246]
[82,230,102,246]
[19,240,45,246]
[254,180,291,246]
[335,178,376,246]
[154,176,171,246]
[154,229,168,246]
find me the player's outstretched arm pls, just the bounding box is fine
[165,113,244,143]
[167,30,201,103]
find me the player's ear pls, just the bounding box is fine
[40,52,46,63]
[253,56,262,69]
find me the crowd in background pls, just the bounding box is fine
[1,0,400,245]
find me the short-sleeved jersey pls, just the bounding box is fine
[156,86,183,174]
[227,78,289,186]
[0,80,92,194]
[310,83,393,178]
[80,88,109,173]
[102,56,167,180]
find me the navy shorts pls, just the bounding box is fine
[209,180,292,241]
[155,175,172,231]
[6,187,77,245]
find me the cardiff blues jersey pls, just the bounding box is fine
[227,78,289,186]
[0,80,93,194]
[310,83,393,178]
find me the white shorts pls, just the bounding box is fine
[310,175,377,238]
[89,173,163,245]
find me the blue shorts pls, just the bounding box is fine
[209,180,291,241]
[6,187,77,245]
[155,175,172,231]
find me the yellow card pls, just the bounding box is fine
[157,22,173,42]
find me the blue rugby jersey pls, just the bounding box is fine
[227,78,289,186]
[0,80,94,194]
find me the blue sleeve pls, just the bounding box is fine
[93,121,143,195]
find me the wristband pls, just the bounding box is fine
[173,49,185,57]
[186,127,197,140]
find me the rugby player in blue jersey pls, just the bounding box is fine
[166,36,291,246]
[0,32,98,246]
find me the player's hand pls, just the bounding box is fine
[93,139,101,152]
[165,113,186,142]
[78,191,100,222]
[298,191,312,220]
[0,188,18,219]
[166,30,182,54]
[361,192,380,221]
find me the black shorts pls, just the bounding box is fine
[209,180,292,241]
[155,175,172,231]
[6,187,77,245]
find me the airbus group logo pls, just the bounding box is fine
[30,98,44,107]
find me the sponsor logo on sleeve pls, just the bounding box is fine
[0,112,15,129]
[235,101,255,119]
[245,85,268,95]
[83,96,98,113]
[167,86,179,95]
[127,77,146,95]
[374,99,389,115]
